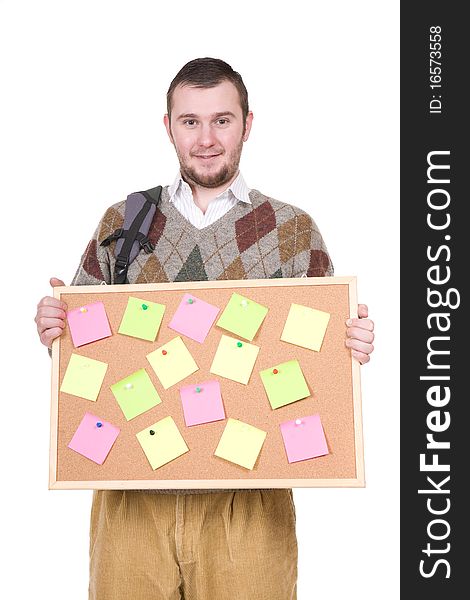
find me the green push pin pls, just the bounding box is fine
[142,303,148,310]
[237,341,243,348]
[188,298,194,304]
[195,386,201,393]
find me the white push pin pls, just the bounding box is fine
[241,299,248,308]
[124,383,133,390]
[295,419,302,426]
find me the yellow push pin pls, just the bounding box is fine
[79,307,87,313]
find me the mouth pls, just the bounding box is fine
[193,153,222,160]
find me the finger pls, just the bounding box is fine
[357,304,368,318]
[50,277,65,287]
[346,317,374,332]
[36,317,66,335]
[35,306,67,322]
[352,349,370,365]
[40,327,64,348]
[37,296,68,311]
[346,326,374,344]
[345,338,374,355]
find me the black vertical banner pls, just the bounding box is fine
[401,3,467,597]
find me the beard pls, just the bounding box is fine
[176,138,243,189]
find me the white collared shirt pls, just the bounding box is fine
[168,171,252,229]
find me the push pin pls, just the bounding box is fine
[273,368,279,375]
[79,307,87,313]
[295,419,303,426]
[96,422,103,428]
[141,303,148,310]
[241,299,248,308]
[124,383,133,390]
[149,430,155,436]
[195,386,202,393]
[187,298,194,304]
[237,341,243,348]
[162,349,168,356]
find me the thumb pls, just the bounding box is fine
[50,277,65,288]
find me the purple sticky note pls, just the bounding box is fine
[67,301,112,347]
[68,412,120,465]
[179,380,225,426]
[280,414,329,463]
[168,293,220,343]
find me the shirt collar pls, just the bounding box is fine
[168,171,252,204]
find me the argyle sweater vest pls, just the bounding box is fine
[71,187,333,494]
[72,187,333,287]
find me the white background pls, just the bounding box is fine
[0,1,399,598]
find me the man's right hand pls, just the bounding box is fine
[35,277,68,348]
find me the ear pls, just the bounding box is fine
[163,114,174,144]
[243,111,254,142]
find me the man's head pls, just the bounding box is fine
[164,58,253,190]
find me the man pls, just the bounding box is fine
[35,58,374,600]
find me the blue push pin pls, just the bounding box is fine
[97,422,103,428]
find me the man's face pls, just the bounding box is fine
[164,80,253,189]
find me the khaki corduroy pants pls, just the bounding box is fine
[89,489,298,600]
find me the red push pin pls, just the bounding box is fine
[162,350,167,356]
[273,368,279,375]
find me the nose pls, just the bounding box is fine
[197,123,217,148]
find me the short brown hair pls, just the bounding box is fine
[167,57,249,121]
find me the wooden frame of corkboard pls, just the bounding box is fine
[49,276,364,490]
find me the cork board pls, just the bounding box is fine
[49,276,364,489]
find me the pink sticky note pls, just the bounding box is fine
[168,293,220,343]
[67,301,112,347]
[68,412,120,465]
[179,380,225,426]
[280,414,329,463]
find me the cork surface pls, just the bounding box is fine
[51,278,361,488]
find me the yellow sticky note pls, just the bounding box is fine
[60,353,108,401]
[281,303,331,351]
[136,416,189,470]
[215,418,267,470]
[210,335,260,384]
[146,336,198,389]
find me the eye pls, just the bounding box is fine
[216,118,229,126]
[183,119,197,127]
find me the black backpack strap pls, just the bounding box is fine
[100,185,163,284]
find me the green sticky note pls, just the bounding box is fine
[260,360,310,409]
[210,334,260,385]
[281,303,331,351]
[136,416,189,470]
[146,336,199,389]
[214,418,267,470]
[111,368,162,421]
[216,293,268,341]
[118,297,165,341]
[60,353,108,401]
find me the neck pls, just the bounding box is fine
[186,171,239,214]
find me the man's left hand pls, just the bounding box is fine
[345,304,374,365]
